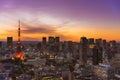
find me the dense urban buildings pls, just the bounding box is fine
[0,22,120,80]
[0,27,120,80]
[0,0,120,80]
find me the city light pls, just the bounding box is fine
[0,0,120,80]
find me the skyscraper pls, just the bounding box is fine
[7,37,13,50]
[55,37,60,43]
[48,36,55,45]
[54,37,60,52]
[95,38,102,47]
[0,41,2,48]
[42,37,47,45]
[88,38,95,59]
[88,38,94,49]
[93,45,103,65]
[109,40,117,58]
[0,41,2,52]
[103,39,107,49]
[80,37,88,65]
[92,46,99,65]
[41,37,47,51]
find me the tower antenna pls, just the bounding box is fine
[17,20,21,51]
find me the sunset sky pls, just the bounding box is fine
[0,0,120,41]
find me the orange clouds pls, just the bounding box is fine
[0,20,120,42]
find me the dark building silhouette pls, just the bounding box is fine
[55,37,60,43]
[88,38,94,49]
[42,37,47,45]
[87,38,95,58]
[80,37,88,65]
[54,37,60,52]
[109,40,117,48]
[48,36,60,53]
[103,39,107,48]
[0,41,2,48]
[7,37,13,50]
[42,37,47,48]
[48,36,55,53]
[103,39,107,44]
[92,46,103,65]
[48,36,55,45]
[39,37,47,52]
[109,40,117,58]
[0,41,2,53]
[95,38,102,47]
[88,38,94,44]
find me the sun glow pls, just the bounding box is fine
[0,10,119,41]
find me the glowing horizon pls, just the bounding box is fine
[0,0,120,42]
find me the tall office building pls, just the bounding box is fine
[48,36,55,53]
[54,37,60,52]
[93,46,99,65]
[93,46,103,65]
[88,38,95,59]
[48,36,55,45]
[7,37,13,50]
[48,36,60,52]
[80,37,88,65]
[95,38,102,47]
[42,37,47,45]
[103,39,107,45]
[0,42,2,52]
[88,38,94,49]
[103,39,107,49]
[109,40,117,48]
[0,41,2,48]
[109,40,117,58]
[41,37,47,51]
[55,37,60,43]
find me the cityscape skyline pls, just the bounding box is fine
[0,0,120,41]
[1,1,120,79]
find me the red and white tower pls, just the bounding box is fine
[17,20,21,52]
[12,20,25,60]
